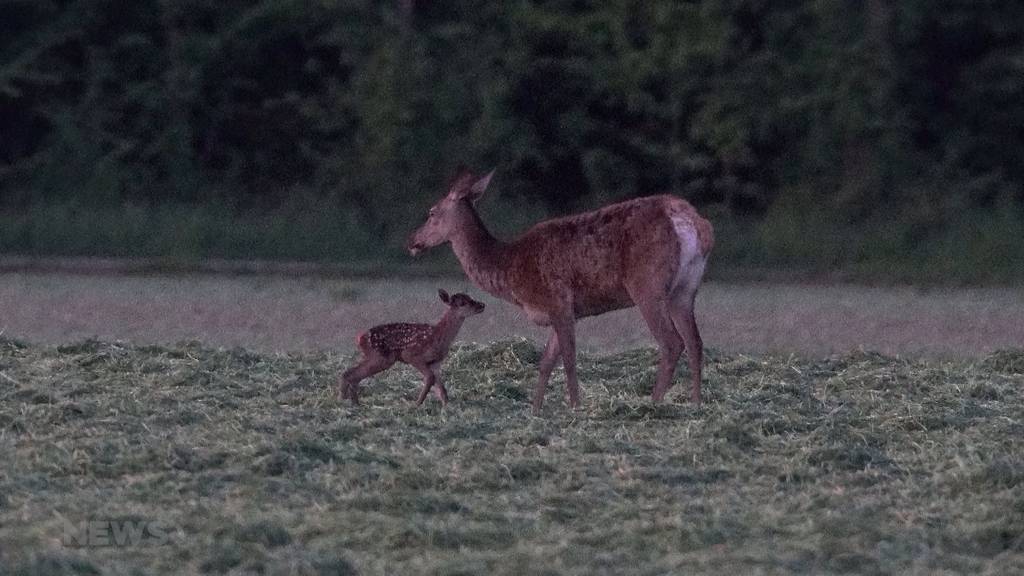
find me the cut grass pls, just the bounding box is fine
[0,337,1022,574]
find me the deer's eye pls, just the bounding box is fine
[429,208,438,217]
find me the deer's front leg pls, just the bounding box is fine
[552,316,580,410]
[412,362,437,406]
[428,362,448,405]
[532,332,561,414]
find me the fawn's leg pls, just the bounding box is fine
[340,353,396,405]
[411,362,439,406]
[428,362,449,405]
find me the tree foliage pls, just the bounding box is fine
[2,0,1023,235]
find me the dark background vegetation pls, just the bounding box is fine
[2,0,1023,282]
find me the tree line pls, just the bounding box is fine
[1,0,1022,269]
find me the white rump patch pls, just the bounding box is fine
[670,214,707,297]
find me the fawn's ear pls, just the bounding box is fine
[465,169,495,203]
[438,289,450,304]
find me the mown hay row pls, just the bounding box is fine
[1,338,1022,575]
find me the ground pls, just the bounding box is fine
[0,273,1023,574]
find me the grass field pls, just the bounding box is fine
[1,337,1022,575]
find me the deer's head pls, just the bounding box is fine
[407,168,494,256]
[438,289,486,317]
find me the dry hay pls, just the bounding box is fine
[1,337,1022,574]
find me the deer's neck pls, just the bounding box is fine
[450,204,514,301]
[432,310,466,351]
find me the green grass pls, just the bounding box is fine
[0,200,413,265]
[5,198,1024,285]
[1,337,1023,574]
[711,200,1024,285]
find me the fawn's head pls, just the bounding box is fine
[438,289,485,317]
[407,168,495,255]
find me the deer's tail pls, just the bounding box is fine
[355,331,372,355]
[694,216,714,257]
[665,197,715,257]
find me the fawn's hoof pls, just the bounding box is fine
[338,381,354,400]
[346,388,361,406]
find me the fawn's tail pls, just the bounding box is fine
[354,331,371,355]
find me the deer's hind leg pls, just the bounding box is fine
[669,288,703,405]
[668,255,707,404]
[339,352,397,405]
[625,269,686,403]
[411,361,443,406]
[634,295,684,403]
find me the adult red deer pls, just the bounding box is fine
[407,168,714,413]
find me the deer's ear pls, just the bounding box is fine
[447,167,476,199]
[438,289,450,304]
[466,169,495,202]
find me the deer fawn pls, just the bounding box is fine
[339,289,485,406]
[407,168,713,413]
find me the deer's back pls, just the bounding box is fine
[507,195,712,317]
[363,323,433,353]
